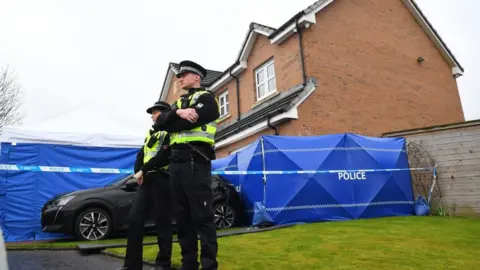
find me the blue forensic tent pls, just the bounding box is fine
[0,109,143,242]
[212,133,415,226]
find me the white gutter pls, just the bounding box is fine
[270,0,334,45]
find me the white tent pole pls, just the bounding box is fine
[427,164,438,204]
[260,137,267,207]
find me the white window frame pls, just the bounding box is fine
[218,90,230,117]
[255,59,277,101]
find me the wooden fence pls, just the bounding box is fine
[383,120,480,216]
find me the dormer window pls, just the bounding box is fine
[218,90,229,117]
[255,59,277,100]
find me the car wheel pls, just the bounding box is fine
[74,208,112,241]
[213,202,236,229]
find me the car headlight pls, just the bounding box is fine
[53,196,75,207]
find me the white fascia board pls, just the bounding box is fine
[238,29,271,61]
[207,61,247,92]
[238,31,255,62]
[307,0,336,15]
[270,0,334,45]
[239,32,257,62]
[254,28,273,37]
[452,67,463,78]
[215,109,298,149]
[160,68,175,101]
[301,12,317,26]
[402,0,463,76]
[236,27,256,60]
[270,24,297,45]
[290,79,318,110]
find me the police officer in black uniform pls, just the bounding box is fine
[154,60,220,270]
[118,101,174,270]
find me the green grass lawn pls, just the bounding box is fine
[6,228,238,250]
[106,216,480,270]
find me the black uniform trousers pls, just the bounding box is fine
[170,149,218,270]
[124,171,173,270]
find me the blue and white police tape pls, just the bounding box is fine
[0,164,134,174]
[211,167,432,175]
[0,164,433,175]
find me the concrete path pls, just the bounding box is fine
[7,250,151,270]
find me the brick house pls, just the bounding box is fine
[159,0,465,158]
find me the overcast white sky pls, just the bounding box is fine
[0,0,478,133]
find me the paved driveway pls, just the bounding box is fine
[7,250,151,270]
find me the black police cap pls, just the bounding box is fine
[146,101,171,114]
[175,60,207,80]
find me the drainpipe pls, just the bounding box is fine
[229,66,241,121]
[267,114,279,135]
[295,17,307,86]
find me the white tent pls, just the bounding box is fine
[0,106,147,242]
[0,106,146,148]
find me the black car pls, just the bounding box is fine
[41,174,244,241]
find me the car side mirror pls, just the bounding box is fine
[122,179,138,191]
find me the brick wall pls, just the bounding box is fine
[165,32,304,128]
[163,0,466,159]
[212,30,308,154]
[213,33,304,126]
[236,34,303,114]
[165,77,184,106]
[295,0,464,137]
[216,79,238,128]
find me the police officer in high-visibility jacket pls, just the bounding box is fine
[154,60,220,270]
[118,101,174,270]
